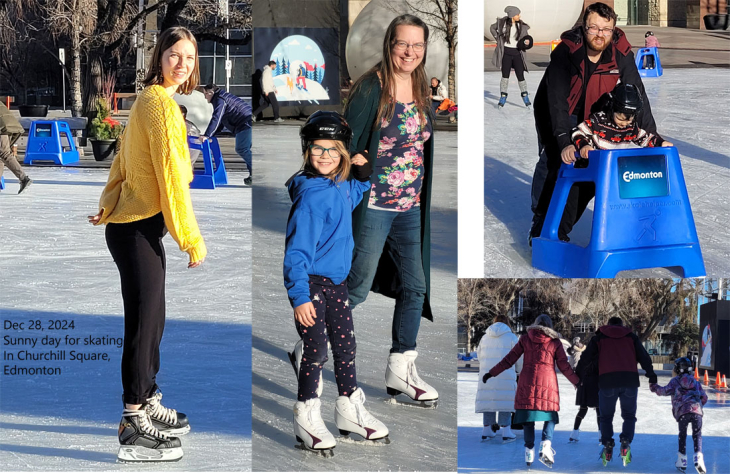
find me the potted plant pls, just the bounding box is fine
[89,97,124,161]
[18,104,49,117]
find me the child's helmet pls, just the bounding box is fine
[674,357,692,375]
[611,83,643,117]
[645,31,654,37]
[299,111,352,154]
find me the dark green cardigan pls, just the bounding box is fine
[344,72,435,321]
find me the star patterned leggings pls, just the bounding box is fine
[295,275,357,401]
[677,413,703,455]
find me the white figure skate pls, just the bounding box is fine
[293,398,335,458]
[334,387,389,445]
[385,351,438,408]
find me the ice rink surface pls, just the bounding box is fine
[0,168,252,470]
[484,69,730,278]
[251,124,458,471]
[458,370,730,473]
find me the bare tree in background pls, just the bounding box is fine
[457,279,488,352]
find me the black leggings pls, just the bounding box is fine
[502,48,525,81]
[574,405,601,431]
[106,213,167,405]
[678,413,703,455]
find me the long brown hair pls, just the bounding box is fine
[347,14,430,127]
[143,27,200,95]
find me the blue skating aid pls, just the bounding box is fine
[190,136,228,189]
[635,47,663,77]
[0,176,5,190]
[532,147,705,278]
[24,121,80,165]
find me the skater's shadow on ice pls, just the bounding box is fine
[483,156,593,263]
[0,178,104,187]
[0,309,251,439]
[0,422,111,437]
[0,443,113,463]
[669,136,730,170]
[457,425,727,473]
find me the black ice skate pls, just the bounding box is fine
[600,439,615,466]
[619,438,632,466]
[146,391,190,436]
[117,408,183,463]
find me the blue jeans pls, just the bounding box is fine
[483,411,511,426]
[523,421,555,449]
[235,128,252,176]
[598,386,638,444]
[347,207,426,353]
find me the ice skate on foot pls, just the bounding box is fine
[539,440,555,468]
[288,339,323,397]
[497,93,507,108]
[600,439,615,466]
[675,452,687,472]
[693,452,706,473]
[335,387,389,444]
[525,446,535,467]
[501,425,516,443]
[620,438,631,466]
[146,392,190,436]
[569,429,580,443]
[117,408,183,463]
[521,92,531,108]
[481,425,497,440]
[293,398,336,457]
[18,177,32,194]
[385,351,438,408]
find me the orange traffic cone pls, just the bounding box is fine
[723,375,728,388]
[716,372,721,386]
[703,370,709,385]
[694,367,700,381]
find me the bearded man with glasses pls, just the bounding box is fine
[528,2,661,244]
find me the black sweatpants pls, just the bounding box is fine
[106,213,167,405]
[253,92,280,120]
[502,48,525,81]
[678,413,703,455]
[295,275,357,401]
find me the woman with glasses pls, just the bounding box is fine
[489,6,532,108]
[343,14,438,408]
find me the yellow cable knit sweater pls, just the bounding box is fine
[97,85,206,263]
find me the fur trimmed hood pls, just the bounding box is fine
[526,324,561,341]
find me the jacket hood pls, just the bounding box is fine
[678,373,697,389]
[560,26,631,56]
[526,324,561,342]
[286,171,332,202]
[598,325,632,339]
[486,322,513,338]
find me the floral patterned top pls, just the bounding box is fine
[369,101,432,211]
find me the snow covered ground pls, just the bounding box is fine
[458,370,730,473]
[484,69,730,278]
[0,168,252,470]
[250,124,458,471]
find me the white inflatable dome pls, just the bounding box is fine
[346,0,457,97]
[485,0,584,43]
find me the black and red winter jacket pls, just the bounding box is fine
[576,325,657,389]
[533,26,660,153]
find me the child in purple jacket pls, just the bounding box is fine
[650,357,708,473]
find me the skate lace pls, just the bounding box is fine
[139,411,170,440]
[148,393,178,424]
[307,402,331,437]
[351,393,378,427]
[407,360,427,388]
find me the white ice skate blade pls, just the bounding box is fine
[384,397,437,409]
[338,434,390,447]
[158,424,191,436]
[295,442,335,458]
[117,445,183,463]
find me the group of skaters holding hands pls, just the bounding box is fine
[477,314,708,472]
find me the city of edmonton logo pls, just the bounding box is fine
[623,170,664,183]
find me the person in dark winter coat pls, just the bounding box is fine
[569,336,600,443]
[484,314,580,467]
[201,84,253,184]
[490,6,531,108]
[576,316,658,457]
[650,357,708,472]
[528,2,661,244]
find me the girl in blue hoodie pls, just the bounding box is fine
[284,111,389,455]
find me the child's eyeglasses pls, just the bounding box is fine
[309,145,342,159]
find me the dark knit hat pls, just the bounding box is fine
[504,6,521,18]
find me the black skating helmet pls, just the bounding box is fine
[645,31,654,38]
[611,83,643,117]
[674,357,692,375]
[299,111,352,154]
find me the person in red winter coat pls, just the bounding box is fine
[483,314,580,468]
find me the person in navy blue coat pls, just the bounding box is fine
[201,84,253,184]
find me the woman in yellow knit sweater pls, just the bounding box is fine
[88,27,205,463]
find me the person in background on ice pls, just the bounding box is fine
[576,316,658,467]
[644,31,661,69]
[429,77,448,114]
[201,84,253,185]
[0,100,32,194]
[178,105,201,167]
[284,111,388,457]
[344,14,439,408]
[489,6,531,108]
[252,60,283,123]
[483,314,580,469]
[650,357,708,473]
[569,335,601,444]
[475,314,522,443]
[528,2,661,246]
[88,26,206,463]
